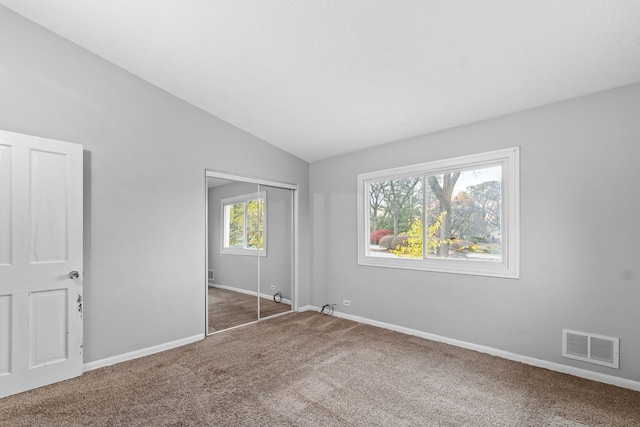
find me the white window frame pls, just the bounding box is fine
[221,191,267,256]
[357,147,519,278]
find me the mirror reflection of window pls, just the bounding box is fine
[221,191,266,255]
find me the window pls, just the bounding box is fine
[358,147,519,278]
[221,191,266,255]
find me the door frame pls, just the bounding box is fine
[204,170,298,335]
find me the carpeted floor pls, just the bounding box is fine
[208,286,291,332]
[1,311,639,426]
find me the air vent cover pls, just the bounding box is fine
[562,329,619,369]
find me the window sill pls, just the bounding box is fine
[357,255,519,279]
[221,248,267,257]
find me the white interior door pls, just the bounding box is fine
[0,129,83,399]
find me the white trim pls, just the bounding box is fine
[260,292,292,305]
[205,174,210,333]
[83,334,204,372]
[206,170,297,190]
[210,283,257,297]
[304,306,640,392]
[292,189,298,311]
[210,284,292,305]
[259,310,294,322]
[207,309,295,336]
[207,319,260,335]
[357,147,520,278]
[86,307,639,391]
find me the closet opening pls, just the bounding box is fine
[205,170,297,335]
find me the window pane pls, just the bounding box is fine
[227,202,245,248]
[368,176,423,259]
[358,147,518,277]
[425,165,501,261]
[245,198,264,249]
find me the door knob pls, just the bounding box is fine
[69,271,80,279]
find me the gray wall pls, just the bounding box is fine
[208,182,293,299]
[0,6,310,363]
[310,83,640,382]
[3,3,639,385]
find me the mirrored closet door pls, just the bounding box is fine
[258,184,293,320]
[206,174,294,334]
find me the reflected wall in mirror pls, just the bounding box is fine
[259,185,293,320]
[207,176,293,334]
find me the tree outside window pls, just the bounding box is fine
[222,192,265,254]
[358,147,519,278]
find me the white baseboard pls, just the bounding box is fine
[304,306,640,392]
[210,283,255,296]
[211,283,292,304]
[83,307,640,392]
[259,292,292,305]
[83,333,204,372]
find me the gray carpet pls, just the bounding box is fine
[1,311,639,426]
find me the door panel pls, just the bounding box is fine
[0,129,83,399]
[0,294,10,375]
[30,289,68,367]
[30,150,69,263]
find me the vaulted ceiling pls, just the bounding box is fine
[2,1,640,162]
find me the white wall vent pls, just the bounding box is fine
[207,270,214,282]
[562,329,619,369]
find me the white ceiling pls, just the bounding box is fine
[2,1,640,162]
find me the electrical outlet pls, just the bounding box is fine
[343,300,351,306]
[270,285,276,290]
